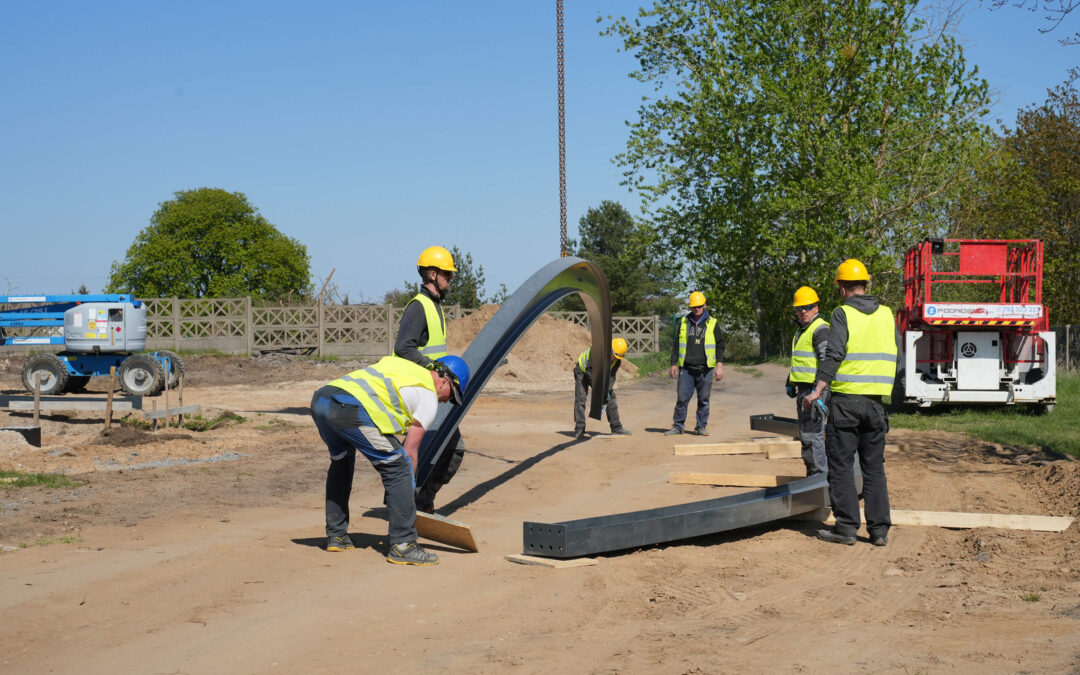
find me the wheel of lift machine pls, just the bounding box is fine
[21,354,69,395]
[65,375,92,393]
[156,350,186,389]
[118,354,166,397]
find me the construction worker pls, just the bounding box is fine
[666,291,725,436]
[573,337,633,439]
[395,245,468,513]
[804,259,899,547]
[311,354,470,566]
[787,286,830,476]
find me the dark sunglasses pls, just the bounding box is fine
[794,304,817,312]
[439,270,455,281]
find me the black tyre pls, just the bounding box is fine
[21,354,69,395]
[118,354,166,396]
[65,375,92,393]
[156,350,186,389]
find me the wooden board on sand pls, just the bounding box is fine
[669,472,803,487]
[674,440,801,456]
[505,554,598,568]
[416,512,479,552]
[801,508,1073,532]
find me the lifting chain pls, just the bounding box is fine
[557,0,568,257]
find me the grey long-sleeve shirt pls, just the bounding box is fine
[394,286,443,369]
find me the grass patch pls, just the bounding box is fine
[890,371,1080,458]
[254,417,300,430]
[628,351,670,377]
[1021,593,1041,602]
[733,365,764,378]
[0,470,82,489]
[181,411,246,432]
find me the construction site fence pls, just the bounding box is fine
[1054,325,1080,372]
[126,298,661,359]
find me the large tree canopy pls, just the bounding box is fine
[108,188,312,301]
[949,77,1080,324]
[605,0,992,356]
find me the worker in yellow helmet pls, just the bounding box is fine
[395,245,467,514]
[572,337,633,439]
[665,291,725,436]
[804,259,900,547]
[311,354,470,566]
[787,286,830,476]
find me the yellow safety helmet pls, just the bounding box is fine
[417,246,458,273]
[688,291,706,308]
[835,258,869,282]
[611,337,629,360]
[792,286,820,307]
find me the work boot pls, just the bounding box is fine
[415,495,435,515]
[387,541,439,566]
[326,534,355,552]
[572,429,585,439]
[664,427,683,436]
[871,534,889,547]
[610,427,632,436]
[816,528,856,545]
[692,428,709,436]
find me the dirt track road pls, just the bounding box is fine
[1,358,1078,673]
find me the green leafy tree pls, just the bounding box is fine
[401,245,502,309]
[107,188,311,301]
[949,77,1080,324]
[604,0,992,357]
[559,200,680,316]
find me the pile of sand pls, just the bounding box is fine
[446,305,638,393]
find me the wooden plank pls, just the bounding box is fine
[800,509,1073,532]
[766,443,906,460]
[890,509,1073,532]
[144,404,202,420]
[669,472,802,488]
[767,447,802,459]
[674,440,800,456]
[415,512,478,552]
[505,554,598,568]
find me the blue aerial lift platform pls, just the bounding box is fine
[0,294,182,396]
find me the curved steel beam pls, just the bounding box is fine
[416,256,612,489]
[522,473,831,558]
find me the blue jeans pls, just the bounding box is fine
[310,386,417,545]
[672,367,714,431]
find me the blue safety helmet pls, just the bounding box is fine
[434,355,470,406]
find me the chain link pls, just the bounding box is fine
[557,0,568,257]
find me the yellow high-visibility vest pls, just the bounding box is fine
[327,356,436,434]
[678,316,718,367]
[832,305,897,396]
[577,348,591,373]
[789,315,828,384]
[406,293,447,360]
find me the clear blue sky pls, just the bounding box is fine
[0,2,1073,301]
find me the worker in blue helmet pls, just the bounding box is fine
[310,354,470,566]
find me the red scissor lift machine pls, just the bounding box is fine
[898,238,1055,412]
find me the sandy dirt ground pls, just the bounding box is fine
[0,350,1078,674]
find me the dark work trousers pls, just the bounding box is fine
[825,392,891,539]
[415,429,466,512]
[310,387,417,545]
[573,367,622,433]
[672,366,714,432]
[795,385,829,475]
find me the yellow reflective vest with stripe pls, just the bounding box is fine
[678,316,718,368]
[407,293,447,360]
[327,356,436,434]
[832,305,897,396]
[789,315,828,384]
